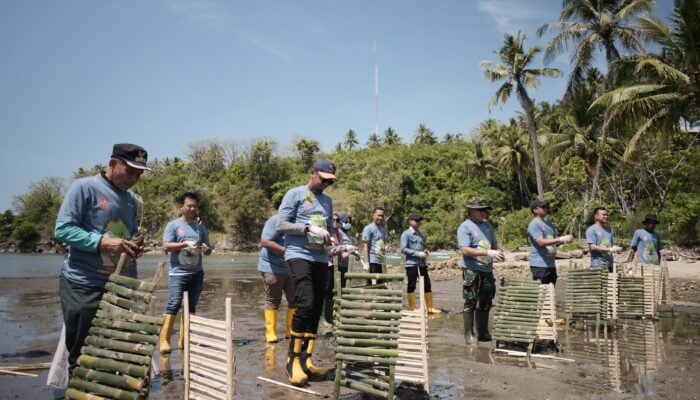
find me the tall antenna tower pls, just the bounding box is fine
[374,39,379,136]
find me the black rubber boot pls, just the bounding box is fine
[463,310,476,344]
[476,310,492,341]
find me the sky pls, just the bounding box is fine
[0,0,674,211]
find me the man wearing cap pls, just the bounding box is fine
[159,192,214,353]
[361,207,387,284]
[276,159,336,386]
[400,213,441,314]
[628,214,662,265]
[53,143,149,371]
[528,200,573,285]
[586,207,622,272]
[457,197,504,344]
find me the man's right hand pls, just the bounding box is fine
[99,237,140,259]
[558,235,574,244]
[308,226,330,241]
[610,245,623,253]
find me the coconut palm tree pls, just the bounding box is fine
[367,133,382,148]
[413,124,438,145]
[383,127,402,145]
[480,31,562,200]
[344,129,359,150]
[488,119,533,203]
[466,139,495,178]
[538,0,652,203]
[591,0,700,160]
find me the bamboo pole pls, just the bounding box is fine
[339,310,402,320]
[68,378,138,400]
[108,274,156,292]
[81,346,150,365]
[104,282,153,303]
[95,308,163,325]
[256,376,326,397]
[91,318,160,335]
[84,336,154,355]
[65,388,108,400]
[340,300,403,311]
[73,367,144,391]
[336,338,398,348]
[88,327,158,345]
[77,355,148,377]
[336,346,399,357]
[0,362,51,371]
[101,294,147,314]
[0,369,38,377]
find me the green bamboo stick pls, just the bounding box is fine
[80,346,150,365]
[69,377,138,400]
[92,318,161,335]
[77,355,148,378]
[89,327,158,345]
[341,288,403,296]
[84,336,154,356]
[73,367,144,391]
[340,294,401,302]
[339,379,389,399]
[338,324,400,332]
[339,300,403,311]
[101,294,147,314]
[105,283,153,303]
[108,275,155,292]
[336,346,399,357]
[95,308,163,326]
[344,273,404,280]
[65,388,108,400]
[339,310,402,320]
[335,331,400,340]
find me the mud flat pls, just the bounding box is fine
[0,256,698,399]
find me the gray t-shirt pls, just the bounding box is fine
[586,224,616,268]
[163,218,211,275]
[362,223,386,264]
[528,218,557,268]
[457,219,497,272]
[277,186,333,263]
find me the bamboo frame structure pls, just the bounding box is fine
[65,256,166,400]
[491,280,547,356]
[564,262,610,331]
[333,272,404,400]
[535,283,557,342]
[183,292,235,400]
[394,275,429,393]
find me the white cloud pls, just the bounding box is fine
[476,0,554,33]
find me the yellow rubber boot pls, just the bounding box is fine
[265,309,280,343]
[425,292,442,314]
[286,331,308,386]
[159,314,176,353]
[285,308,297,339]
[407,293,417,311]
[301,333,328,380]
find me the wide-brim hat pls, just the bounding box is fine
[467,196,491,210]
[642,214,660,224]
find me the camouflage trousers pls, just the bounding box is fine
[462,269,496,312]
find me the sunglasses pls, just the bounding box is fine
[333,218,341,222]
[321,177,335,185]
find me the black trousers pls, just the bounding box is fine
[366,262,383,286]
[406,266,432,293]
[288,259,328,333]
[59,275,106,370]
[530,266,558,285]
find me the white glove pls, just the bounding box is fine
[361,261,370,271]
[308,226,330,240]
[343,245,358,253]
[184,240,198,249]
[558,235,573,244]
[487,249,505,262]
[417,251,427,259]
[610,245,623,253]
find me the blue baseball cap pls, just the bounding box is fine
[313,159,337,180]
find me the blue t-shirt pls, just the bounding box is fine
[163,218,211,275]
[457,219,497,272]
[400,227,427,268]
[56,174,139,287]
[586,224,616,268]
[336,228,353,272]
[631,228,662,265]
[362,223,387,264]
[277,186,333,263]
[258,215,287,274]
[528,218,558,268]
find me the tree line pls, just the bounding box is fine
[2,0,698,251]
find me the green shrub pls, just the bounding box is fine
[12,222,39,243]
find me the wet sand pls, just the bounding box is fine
[1,257,699,399]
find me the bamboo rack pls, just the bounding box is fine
[491,280,548,355]
[65,257,166,400]
[333,271,404,400]
[394,275,429,393]
[183,292,235,400]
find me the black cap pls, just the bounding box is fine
[408,212,423,221]
[312,159,337,179]
[643,214,660,224]
[111,143,151,171]
[530,199,550,210]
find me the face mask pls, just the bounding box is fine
[341,222,351,230]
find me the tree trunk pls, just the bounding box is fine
[518,85,545,200]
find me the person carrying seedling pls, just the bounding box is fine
[457,197,504,344]
[586,207,622,272]
[628,214,662,265]
[276,159,336,387]
[159,192,213,353]
[527,199,573,285]
[400,212,441,314]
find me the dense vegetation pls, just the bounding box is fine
[3,0,699,251]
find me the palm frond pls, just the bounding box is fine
[621,107,668,161]
[488,81,514,111]
[636,14,677,50]
[616,0,654,21]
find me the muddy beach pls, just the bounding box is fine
[0,254,699,399]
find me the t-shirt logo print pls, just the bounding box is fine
[100,197,110,210]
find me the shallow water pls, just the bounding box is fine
[0,254,698,399]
